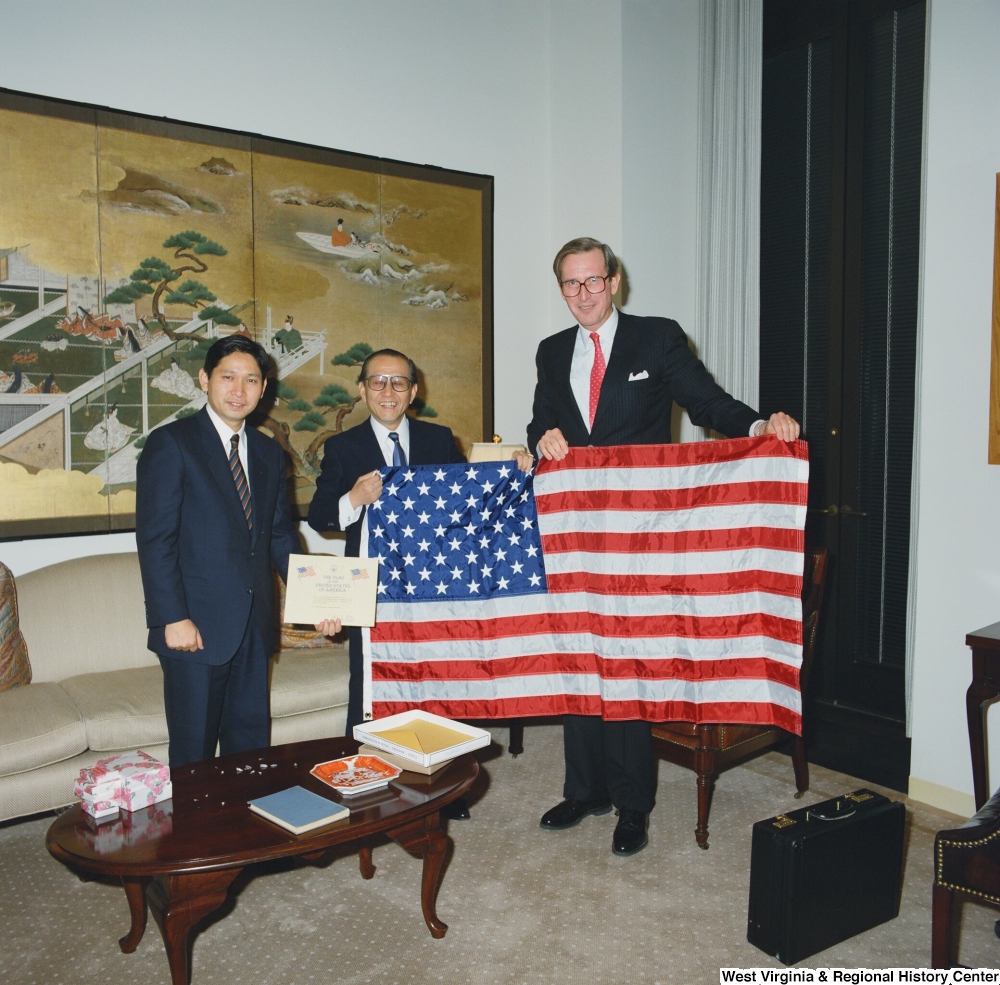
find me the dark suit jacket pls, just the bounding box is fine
[135,407,299,666]
[526,311,759,450]
[307,417,466,557]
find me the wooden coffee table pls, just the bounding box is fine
[46,737,478,985]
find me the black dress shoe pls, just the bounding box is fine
[612,808,649,856]
[539,798,613,830]
[442,798,471,821]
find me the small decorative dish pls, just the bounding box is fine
[310,755,402,796]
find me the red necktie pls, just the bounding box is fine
[589,332,606,429]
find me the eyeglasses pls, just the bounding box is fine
[364,374,414,391]
[559,274,610,298]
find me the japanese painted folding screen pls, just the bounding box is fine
[0,89,493,537]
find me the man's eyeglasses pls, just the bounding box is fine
[363,375,414,391]
[559,274,610,298]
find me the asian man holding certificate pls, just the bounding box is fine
[136,335,342,768]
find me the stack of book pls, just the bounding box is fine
[74,750,172,819]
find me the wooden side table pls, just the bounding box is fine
[966,621,1000,811]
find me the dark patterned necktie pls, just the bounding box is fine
[229,433,252,530]
[389,431,406,467]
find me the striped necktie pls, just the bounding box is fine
[229,433,252,530]
[389,431,406,467]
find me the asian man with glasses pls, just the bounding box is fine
[307,348,468,817]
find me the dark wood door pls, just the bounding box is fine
[760,0,926,789]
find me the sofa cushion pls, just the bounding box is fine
[15,553,157,683]
[271,706,347,745]
[59,666,168,752]
[0,561,31,691]
[269,647,350,719]
[0,682,87,777]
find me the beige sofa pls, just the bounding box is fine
[0,552,350,823]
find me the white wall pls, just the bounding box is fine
[622,0,701,329]
[0,522,345,578]
[551,1,624,289]
[907,0,1000,815]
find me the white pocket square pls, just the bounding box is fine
[628,370,649,382]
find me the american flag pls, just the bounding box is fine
[296,565,317,578]
[362,438,808,733]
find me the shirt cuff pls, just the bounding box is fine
[338,492,363,530]
[750,420,766,437]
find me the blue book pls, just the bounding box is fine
[248,785,349,835]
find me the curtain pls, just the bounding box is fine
[684,0,763,441]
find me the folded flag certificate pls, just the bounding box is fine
[362,438,808,733]
[369,720,474,754]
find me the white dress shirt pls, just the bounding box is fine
[564,305,763,438]
[569,306,620,431]
[337,416,411,529]
[205,402,250,495]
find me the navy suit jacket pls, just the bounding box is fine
[307,417,466,557]
[135,407,299,666]
[526,311,759,450]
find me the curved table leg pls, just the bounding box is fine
[148,869,240,985]
[119,876,151,953]
[359,844,376,880]
[389,812,450,939]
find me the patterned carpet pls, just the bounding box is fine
[2,724,997,985]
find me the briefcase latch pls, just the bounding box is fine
[772,814,796,829]
[845,791,873,803]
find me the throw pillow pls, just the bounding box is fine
[0,561,31,690]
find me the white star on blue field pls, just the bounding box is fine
[366,463,548,601]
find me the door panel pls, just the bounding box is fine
[761,0,925,787]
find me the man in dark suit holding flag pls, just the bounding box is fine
[520,237,800,856]
[307,348,466,734]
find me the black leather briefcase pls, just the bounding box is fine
[747,788,905,964]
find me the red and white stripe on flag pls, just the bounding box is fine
[366,437,809,733]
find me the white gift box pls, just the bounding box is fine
[354,710,491,768]
[80,796,120,820]
[75,750,172,813]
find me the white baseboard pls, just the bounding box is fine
[907,776,976,818]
